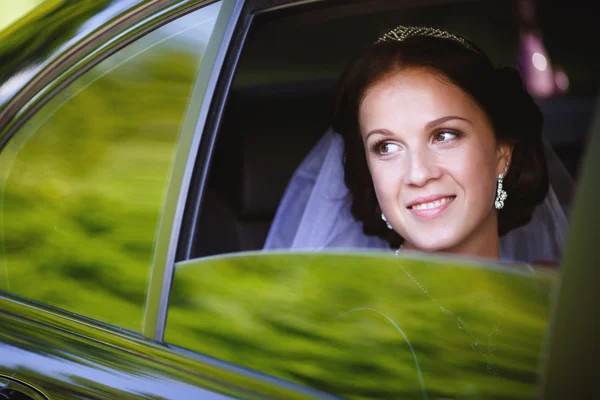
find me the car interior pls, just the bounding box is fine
[189,0,596,259]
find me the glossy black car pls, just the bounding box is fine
[0,0,597,399]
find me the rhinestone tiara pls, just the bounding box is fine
[376,25,478,54]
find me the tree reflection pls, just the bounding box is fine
[0,9,211,331]
[167,253,556,399]
[0,0,115,92]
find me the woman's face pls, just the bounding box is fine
[359,68,510,255]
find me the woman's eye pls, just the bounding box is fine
[378,142,399,155]
[433,130,458,143]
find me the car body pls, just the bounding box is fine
[0,0,597,399]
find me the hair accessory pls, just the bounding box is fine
[495,160,510,209]
[376,25,478,54]
[381,213,393,230]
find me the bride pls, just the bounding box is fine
[264,26,571,263]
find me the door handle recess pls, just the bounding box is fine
[0,376,48,400]
[0,389,35,400]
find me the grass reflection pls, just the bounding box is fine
[0,40,202,331]
[167,252,557,399]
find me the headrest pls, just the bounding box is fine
[215,86,334,218]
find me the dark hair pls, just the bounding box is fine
[332,35,549,248]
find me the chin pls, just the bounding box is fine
[406,232,463,253]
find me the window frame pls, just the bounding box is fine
[173,0,600,396]
[540,99,600,398]
[0,0,232,340]
[148,0,245,340]
[175,0,324,263]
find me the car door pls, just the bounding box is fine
[0,0,312,398]
[163,0,598,398]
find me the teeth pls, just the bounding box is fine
[412,197,453,211]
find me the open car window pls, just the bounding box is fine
[182,0,596,264]
[164,0,597,397]
[166,252,557,399]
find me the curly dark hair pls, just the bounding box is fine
[332,35,549,248]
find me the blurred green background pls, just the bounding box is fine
[167,253,558,399]
[0,3,220,330]
[0,0,44,31]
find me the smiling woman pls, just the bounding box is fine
[265,25,569,264]
[336,27,550,260]
[359,68,510,258]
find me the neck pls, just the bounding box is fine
[403,213,501,260]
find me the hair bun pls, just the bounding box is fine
[495,66,524,87]
[494,66,543,143]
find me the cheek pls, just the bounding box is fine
[368,160,402,204]
[451,145,497,198]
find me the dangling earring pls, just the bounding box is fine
[495,160,509,210]
[381,213,393,230]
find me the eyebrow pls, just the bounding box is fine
[364,115,472,142]
[364,129,393,142]
[425,115,472,130]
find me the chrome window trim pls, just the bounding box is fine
[0,0,219,151]
[175,0,254,262]
[147,0,245,340]
[0,0,163,137]
[0,375,49,400]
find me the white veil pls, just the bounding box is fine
[264,129,571,263]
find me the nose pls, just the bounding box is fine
[403,147,442,187]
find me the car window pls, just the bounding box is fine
[166,252,557,399]
[163,0,597,397]
[185,0,595,263]
[0,2,222,332]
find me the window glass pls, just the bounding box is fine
[0,2,222,331]
[166,252,557,399]
[167,0,592,396]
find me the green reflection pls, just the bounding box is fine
[0,0,114,92]
[0,0,44,32]
[167,252,557,399]
[0,5,220,332]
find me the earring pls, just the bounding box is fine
[495,160,509,210]
[381,213,393,230]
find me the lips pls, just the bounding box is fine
[407,195,456,219]
[411,196,454,210]
[407,195,456,209]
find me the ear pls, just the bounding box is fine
[495,141,513,177]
